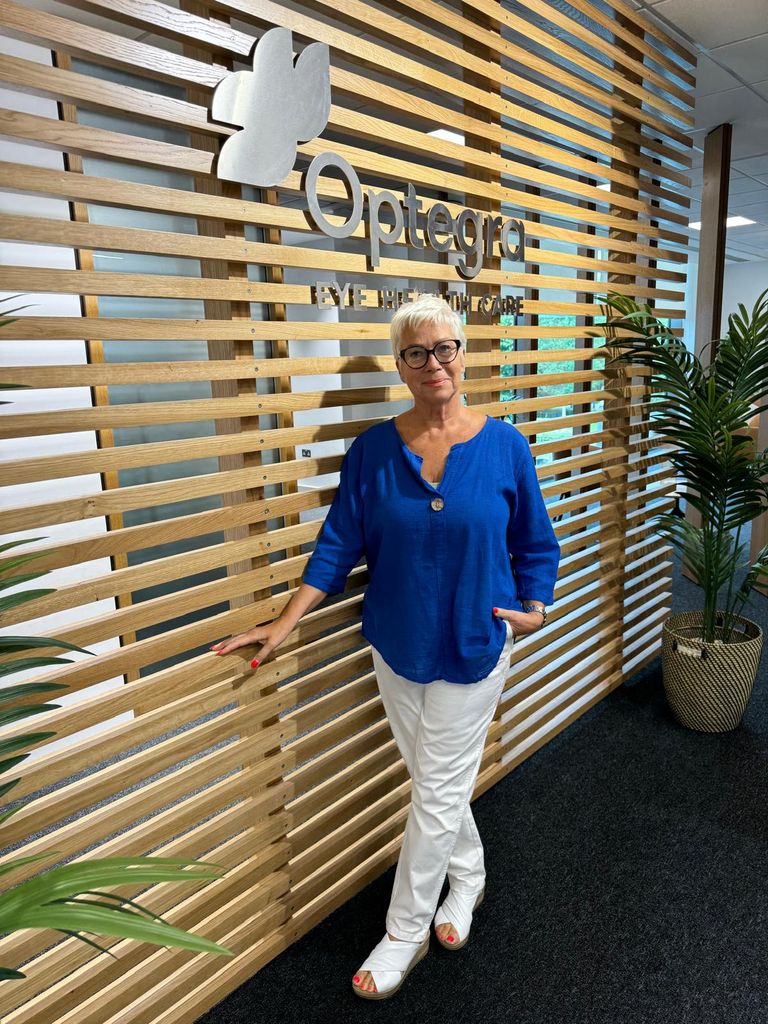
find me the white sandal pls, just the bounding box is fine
[352,933,429,1000]
[434,886,485,950]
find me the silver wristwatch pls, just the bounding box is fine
[522,601,547,626]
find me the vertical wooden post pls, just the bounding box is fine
[516,185,540,431]
[685,124,731,577]
[54,52,138,677]
[604,13,644,676]
[462,2,504,759]
[462,2,501,410]
[751,409,768,598]
[694,123,732,358]
[181,0,292,937]
[575,169,597,460]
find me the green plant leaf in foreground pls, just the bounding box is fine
[0,589,56,613]
[0,371,232,978]
[0,858,233,977]
[0,636,91,654]
[0,681,68,703]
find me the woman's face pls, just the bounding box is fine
[396,319,465,404]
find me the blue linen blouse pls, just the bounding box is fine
[302,416,560,684]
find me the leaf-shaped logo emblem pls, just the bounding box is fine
[213,27,331,188]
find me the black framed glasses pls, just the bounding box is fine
[398,339,461,369]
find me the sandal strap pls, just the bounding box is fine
[359,935,424,974]
[434,888,482,942]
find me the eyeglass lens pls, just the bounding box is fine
[401,341,460,368]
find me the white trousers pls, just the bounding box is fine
[372,621,515,942]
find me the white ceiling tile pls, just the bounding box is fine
[709,33,768,84]
[651,0,768,50]
[752,78,768,99]
[732,154,768,177]
[729,188,768,205]
[729,224,768,236]
[730,183,768,200]
[730,201,768,219]
[694,55,743,96]
[729,174,768,192]
[693,87,768,131]
[729,120,768,161]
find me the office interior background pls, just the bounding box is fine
[0,0,767,1021]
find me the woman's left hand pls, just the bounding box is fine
[493,607,544,639]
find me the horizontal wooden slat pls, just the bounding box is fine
[0,709,282,846]
[606,0,696,66]
[499,0,694,108]
[213,0,692,150]
[0,347,607,389]
[0,161,690,262]
[0,0,227,87]
[0,213,688,292]
[414,0,693,118]
[0,374,612,442]
[0,0,692,163]
[0,49,692,215]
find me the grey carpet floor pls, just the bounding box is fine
[198,560,768,1024]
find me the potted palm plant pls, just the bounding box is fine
[599,289,768,732]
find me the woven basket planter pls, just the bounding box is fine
[661,611,764,732]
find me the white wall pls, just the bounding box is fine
[722,259,768,330]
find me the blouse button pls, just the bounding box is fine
[430,497,445,512]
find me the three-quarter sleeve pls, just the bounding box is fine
[506,439,560,604]
[302,439,366,595]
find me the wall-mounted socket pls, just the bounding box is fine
[301,448,311,457]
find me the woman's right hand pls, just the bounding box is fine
[210,619,291,668]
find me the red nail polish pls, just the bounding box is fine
[492,607,499,614]
[353,976,360,984]
[250,659,260,668]
[447,935,455,942]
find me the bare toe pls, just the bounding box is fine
[353,970,376,994]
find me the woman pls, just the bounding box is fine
[212,294,560,999]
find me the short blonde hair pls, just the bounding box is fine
[389,293,466,362]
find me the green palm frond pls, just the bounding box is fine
[0,635,90,655]
[715,293,768,410]
[0,681,68,704]
[0,294,33,328]
[1,297,32,404]
[0,542,54,615]
[596,290,768,641]
[0,859,233,973]
[0,852,57,877]
[735,543,768,611]
[0,589,55,614]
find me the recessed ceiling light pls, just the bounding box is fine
[428,129,465,145]
[689,216,756,230]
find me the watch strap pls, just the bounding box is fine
[522,601,547,625]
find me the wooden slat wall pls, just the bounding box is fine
[0,0,694,1020]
